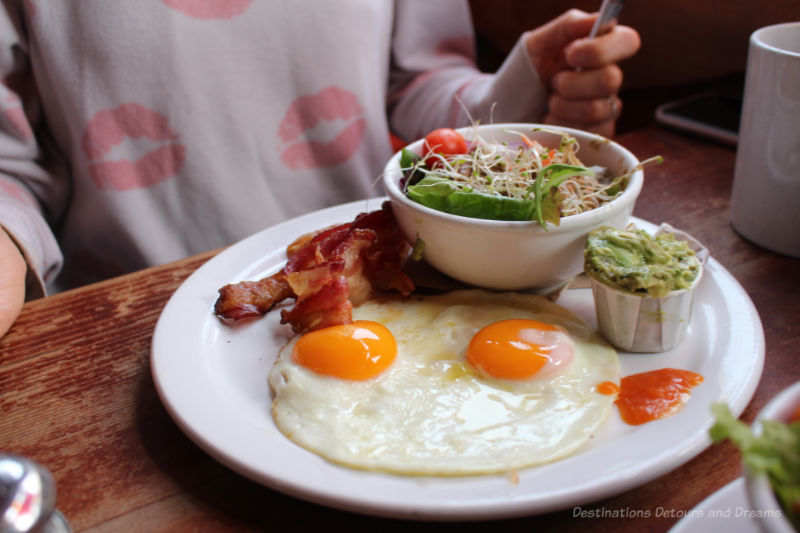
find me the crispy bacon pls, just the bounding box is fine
[353,208,416,296]
[279,275,353,333]
[214,275,293,320]
[214,201,414,333]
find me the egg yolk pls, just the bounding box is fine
[292,320,396,380]
[615,368,704,425]
[466,319,574,380]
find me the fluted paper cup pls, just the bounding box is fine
[588,267,703,352]
[586,223,708,353]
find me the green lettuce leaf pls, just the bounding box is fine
[711,403,800,529]
[399,148,420,169]
[406,176,536,221]
[537,164,592,194]
[532,164,592,227]
[538,190,564,226]
[404,164,593,226]
[400,148,425,190]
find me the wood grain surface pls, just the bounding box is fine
[1,125,797,532]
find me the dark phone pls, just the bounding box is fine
[655,92,743,146]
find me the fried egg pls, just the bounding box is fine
[268,290,620,475]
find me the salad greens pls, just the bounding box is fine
[710,403,800,528]
[399,128,627,229]
[405,164,592,226]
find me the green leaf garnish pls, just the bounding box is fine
[710,403,800,529]
[406,176,537,221]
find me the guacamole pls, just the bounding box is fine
[584,226,701,297]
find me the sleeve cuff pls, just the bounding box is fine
[458,35,549,125]
[0,200,62,300]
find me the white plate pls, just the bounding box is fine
[669,478,761,532]
[151,198,765,521]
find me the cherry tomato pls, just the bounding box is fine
[422,128,467,168]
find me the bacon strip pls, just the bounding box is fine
[214,201,414,333]
[280,275,353,333]
[214,275,292,321]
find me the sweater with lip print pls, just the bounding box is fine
[0,0,546,294]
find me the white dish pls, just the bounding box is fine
[151,198,765,521]
[383,123,644,292]
[669,478,761,532]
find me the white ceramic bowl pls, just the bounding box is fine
[744,381,800,533]
[383,123,644,292]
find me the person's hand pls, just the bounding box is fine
[524,9,641,137]
[0,227,27,339]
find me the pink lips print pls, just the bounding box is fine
[0,179,36,207]
[277,86,367,171]
[82,103,186,191]
[163,0,253,19]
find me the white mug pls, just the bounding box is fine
[730,22,800,258]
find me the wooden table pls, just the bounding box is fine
[1,125,797,532]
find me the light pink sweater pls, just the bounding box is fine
[0,0,546,295]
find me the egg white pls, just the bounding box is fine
[268,289,620,476]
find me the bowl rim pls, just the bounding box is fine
[756,382,800,423]
[382,123,644,232]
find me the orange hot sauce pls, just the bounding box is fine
[597,381,620,396]
[614,368,704,426]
